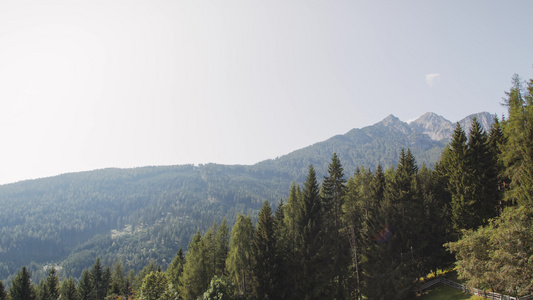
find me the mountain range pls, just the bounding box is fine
[0,111,495,283]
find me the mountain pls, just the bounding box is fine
[257,111,495,180]
[0,111,494,283]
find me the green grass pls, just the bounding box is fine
[419,283,484,300]
[419,270,485,300]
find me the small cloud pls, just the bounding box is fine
[425,73,440,86]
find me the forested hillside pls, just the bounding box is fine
[2,72,532,300]
[0,111,493,287]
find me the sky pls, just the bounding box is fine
[0,1,532,185]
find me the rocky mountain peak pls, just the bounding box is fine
[409,112,454,141]
[378,114,411,135]
[458,112,495,134]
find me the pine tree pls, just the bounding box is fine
[251,201,279,300]
[166,248,185,293]
[441,123,474,233]
[297,165,326,300]
[282,182,301,299]
[501,74,533,207]
[0,280,6,300]
[226,214,254,297]
[9,266,36,300]
[343,166,375,300]
[488,116,506,211]
[273,200,291,299]
[362,149,423,299]
[59,276,79,300]
[139,271,172,300]
[179,231,210,300]
[467,117,499,223]
[90,258,106,300]
[108,260,126,297]
[44,267,59,300]
[78,270,92,300]
[321,153,349,299]
[215,218,230,277]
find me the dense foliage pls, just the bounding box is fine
[1,74,531,299]
[0,111,482,284]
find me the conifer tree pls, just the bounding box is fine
[440,123,474,233]
[418,164,452,274]
[501,75,533,207]
[108,260,126,297]
[166,248,185,293]
[78,270,92,300]
[321,153,349,299]
[226,214,254,297]
[139,271,173,300]
[90,258,106,300]
[467,117,499,223]
[273,200,291,299]
[282,184,302,300]
[343,166,375,300]
[9,266,36,300]
[179,231,210,300]
[283,182,300,248]
[296,165,326,300]
[251,201,279,300]
[215,218,230,277]
[0,280,6,300]
[488,116,506,211]
[59,276,79,300]
[362,150,423,299]
[44,267,59,300]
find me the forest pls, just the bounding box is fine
[1,74,533,300]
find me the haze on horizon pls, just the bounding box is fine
[0,0,532,185]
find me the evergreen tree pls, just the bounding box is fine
[251,201,279,300]
[37,278,50,300]
[166,248,185,293]
[226,214,254,297]
[283,182,301,250]
[273,200,291,299]
[9,266,36,300]
[343,166,375,300]
[103,266,111,298]
[321,153,349,299]
[215,219,230,277]
[89,258,106,300]
[282,182,301,299]
[108,261,126,297]
[488,116,507,211]
[440,123,474,233]
[78,270,92,300]
[59,276,79,300]
[179,231,210,300]
[467,117,499,223]
[139,271,174,300]
[0,280,6,300]
[501,74,533,207]
[202,276,235,300]
[418,164,452,275]
[135,260,158,293]
[297,165,326,300]
[363,149,423,299]
[447,206,533,296]
[44,267,59,300]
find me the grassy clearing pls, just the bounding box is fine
[419,283,484,300]
[418,270,485,300]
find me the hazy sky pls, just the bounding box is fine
[0,1,532,184]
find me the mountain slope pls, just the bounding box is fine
[256,111,494,180]
[0,111,494,283]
